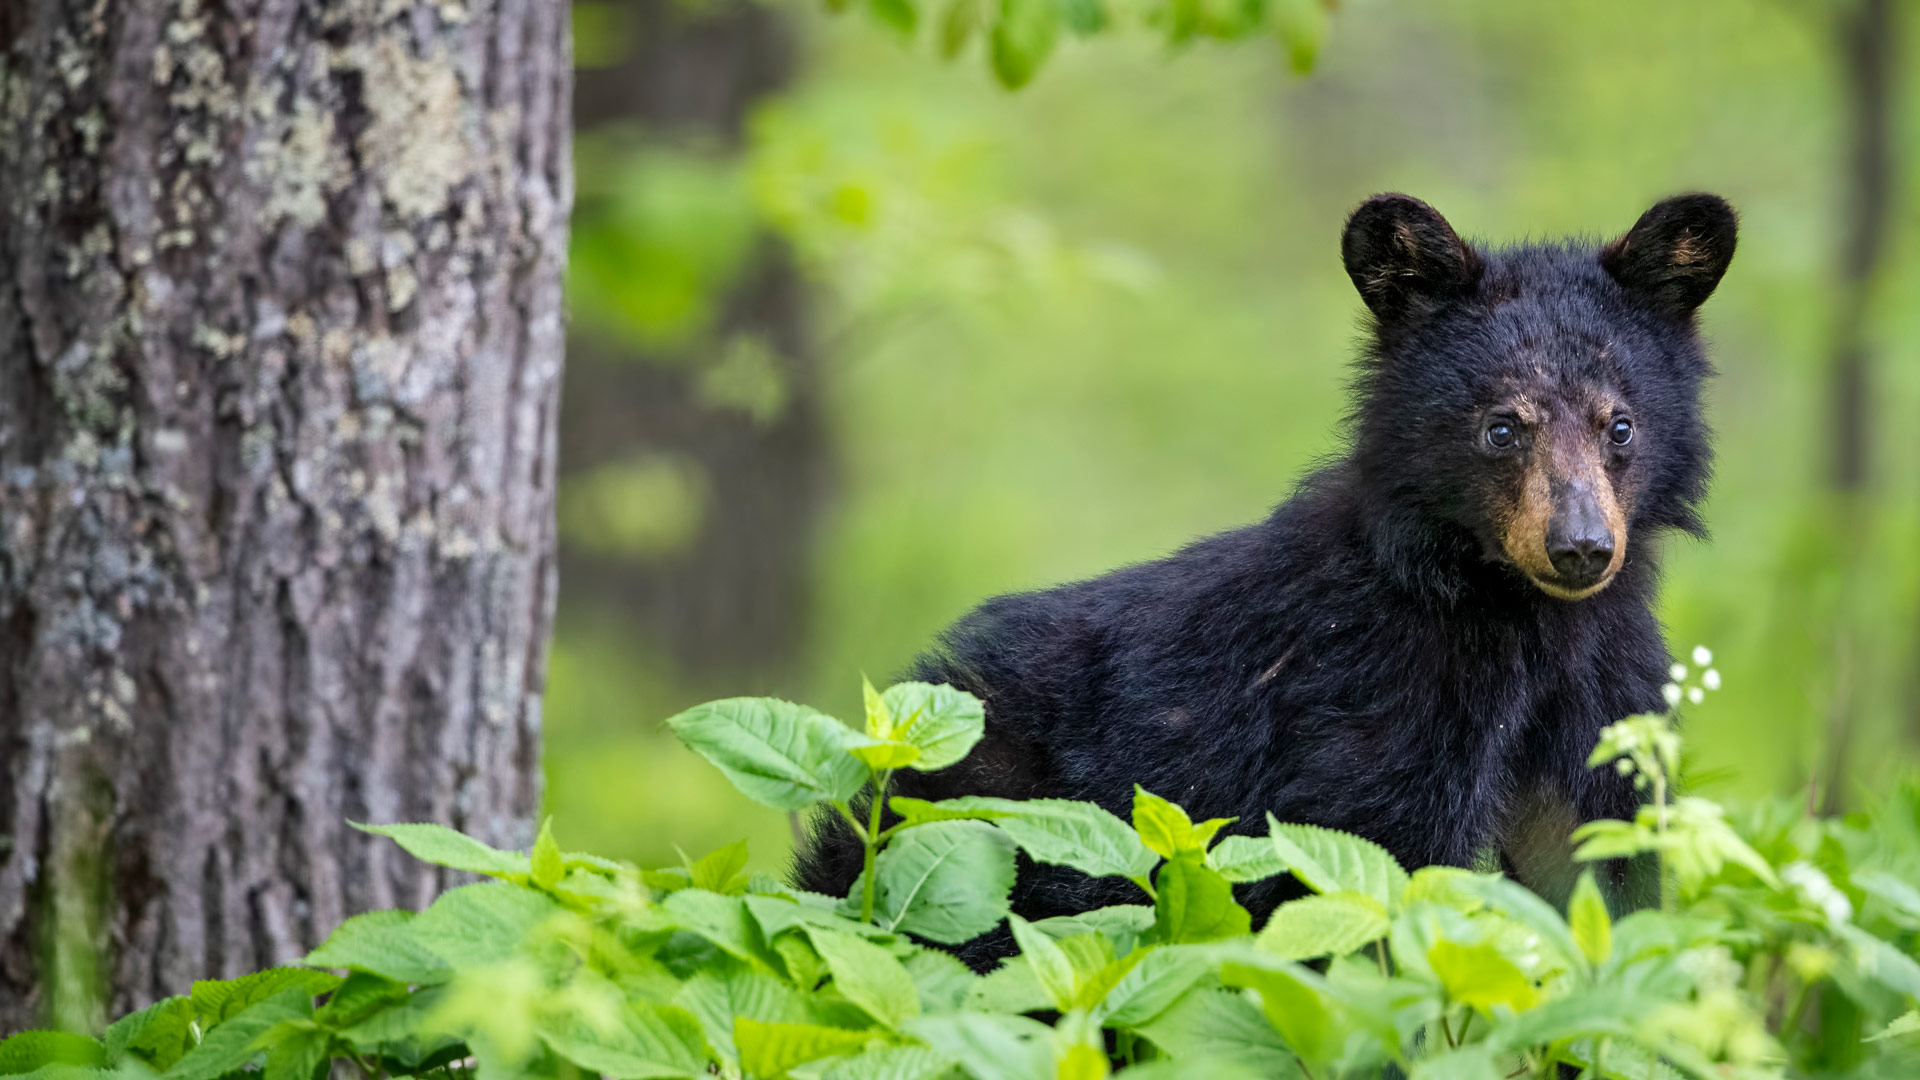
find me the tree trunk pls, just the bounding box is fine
[0,0,569,1029]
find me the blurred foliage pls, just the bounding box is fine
[546,0,1920,876]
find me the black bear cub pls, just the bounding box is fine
[797,193,1737,965]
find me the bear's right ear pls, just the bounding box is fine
[1341,194,1482,320]
[1600,193,1738,317]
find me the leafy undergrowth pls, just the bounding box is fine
[7,668,1920,1080]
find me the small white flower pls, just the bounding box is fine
[1692,645,1713,666]
[1662,682,1683,707]
[1782,862,1854,926]
[1670,663,1688,682]
[1701,668,1721,691]
[1688,686,1705,705]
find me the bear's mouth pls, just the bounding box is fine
[1521,568,1616,602]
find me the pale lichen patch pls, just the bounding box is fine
[343,38,470,220]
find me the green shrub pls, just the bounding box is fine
[6,668,1920,1079]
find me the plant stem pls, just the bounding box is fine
[1374,938,1390,977]
[860,770,891,924]
[832,801,868,843]
[1782,976,1820,1041]
[342,1047,383,1080]
[1441,1013,1457,1048]
[1653,771,1673,913]
[1456,1010,1471,1045]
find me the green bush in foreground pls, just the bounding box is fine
[6,667,1920,1080]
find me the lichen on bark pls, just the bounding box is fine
[0,0,570,1026]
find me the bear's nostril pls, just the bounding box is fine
[1547,536,1613,584]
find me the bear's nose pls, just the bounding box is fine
[1547,533,1614,586]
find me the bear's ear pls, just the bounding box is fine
[1341,194,1483,320]
[1600,193,1738,317]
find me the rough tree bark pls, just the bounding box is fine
[0,0,569,1028]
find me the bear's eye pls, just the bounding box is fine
[1485,421,1517,449]
[1609,417,1634,446]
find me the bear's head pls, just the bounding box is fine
[1342,193,1736,601]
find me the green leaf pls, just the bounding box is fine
[665,697,870,811]
[989,0,1059,90]
[540,1003,711,1079]
[902,1014,1054,1080]
[901,797,1156,881]
[109,996,194,1070]
[1256,891,1389,961]
[1867,1010,1920,1043]
[1569,871,1613,966]
[789,1045,953,1080]
[351,822,529,878]
[901,948,977,1013]
[863,677,894,739]
[1033,905,1157,957]
[867,0,918,35]
[1267,815,1409,911]
[1093,944,1222,1027]
[1407,1044,1499,1080]
[314,972,411,1028]
[1475,985,1642,1055]
[1269,0,1329,73]
[1133,787,1216,859]
[734,1019,874,1080]
[882,682,987,772]
[850,741,923,770]
[1428,939,1538,1013]
[939,0,982,60]
[1132,989,1304,1078]
[858,820,1016,944]
[189,968,340,1025]
[1840,923,1920,998]
[1402,867,1485,911]
[305,910,452,985]
[531,817,565,890]
[691,839,752,894]
[0,1033,104,1075]
[807,927,922,1030]
[1452,874,1584,975]
[408,883,562,967]
[665,889,782,971]
[675,969,815,1067]
[1154,853,1251,944]
[1219,959,1347,1068]
[1208,834,1285,884]
[163,988,313,1080]
[1006,915,1079,1012]
[260,1021,330,1080]
[1056,0,1105,35]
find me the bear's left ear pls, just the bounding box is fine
[1342,194,1483,320]
[1600,193,1738,317]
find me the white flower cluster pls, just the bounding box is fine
[1781,861,1854,927]
[1662,644,1721,709]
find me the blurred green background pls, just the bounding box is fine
[544,0,1920,876]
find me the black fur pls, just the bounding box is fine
[796,194,1736,969]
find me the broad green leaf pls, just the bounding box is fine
[0,1033,104,1074]
[1093,945,1222,1027]
[1208,835,1285,884]
[790,1045,954,1080]
[989,0,1059,90]
[1219,959,1346,1068]
[1132,788,1230,859]
[862,676,894,739]
[531,817,565,889]
[675,969,815,1067]
[408,883,562,967]
[1569,871,1613,966]
[868,0,918,36]
[1428,939,1538,1013]
[857,820,1016,944]
[735,1019,874,1080]
[665,889,782,971]
[901,949,977,1013]
[691,839,752,894]
[189,968,339,1025]
[1007,915,1079,1012]
[540,1003,711,1079]
[260,1021,330,1080]
[1840,923,1920,998]
[1453,875,1584,975]
[901,797,1155,881]
[1402,867,1484,911]
[665,697,870,811]
[902,1014,1054,1080]
[163,988,313,1080]
[109,996,194,1070]
[1256,891,1388,961]
[1033,905,1156,957]
[1132,989,1304,1078]
[1154,853,1251,944]
[1407,1044,1498,1080]
[938,0,981,58]
[1477,985,1643,1054]
[807,927,922,1030]
[1267,816,1409,911]
[1867,1010,1920,1043]
[965,957,1053,1015]
[850,741,923,770]
[1056,0,1105,35]
[882,682,986,771]
[1269,0,1329,73]
[314,972,411,1029]
[351,822,529,877]
[305,910,451,985]
[1109,1059,1263,1080]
